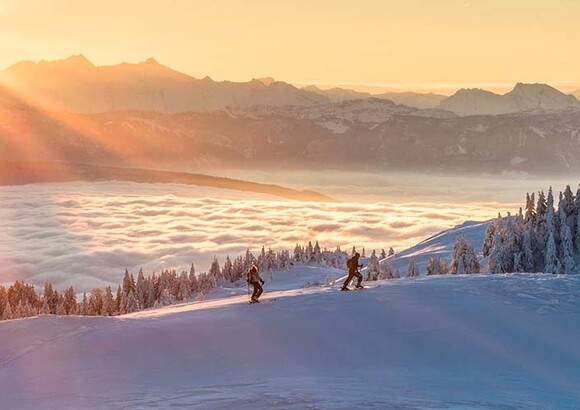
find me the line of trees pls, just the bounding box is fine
[1,241,380,322]
[483,185,580,274]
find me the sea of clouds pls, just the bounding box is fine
[0,181,511,292]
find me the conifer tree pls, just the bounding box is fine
[544,231,559,274]
[366,250,381,280]
[407,258,420,277]
[560,224,575,274]
[222,256,233,282]
[103,286,115,316]
[2,301,14,320]
[135,268,146,309]
[178,271,191,301]
[63,286,77,315]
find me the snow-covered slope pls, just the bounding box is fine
[382,220,489,275]
[2,260,580,408]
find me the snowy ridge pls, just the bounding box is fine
[378,220,489,275]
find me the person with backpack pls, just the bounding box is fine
[247,264,265,303]
[341,252,364,291]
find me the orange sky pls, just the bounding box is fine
[0,0,579,93]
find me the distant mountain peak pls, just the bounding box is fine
[142,57,160,65]
[439,82,580,116]
[256,77,276,86]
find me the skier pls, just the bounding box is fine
[341,252,364,291]
[247,264,265,303]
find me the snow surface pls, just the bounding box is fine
[384,220,489,275]
[2,265,580,408]
[3,221,580,409]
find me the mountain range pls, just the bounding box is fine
[1,56,579,116]
[1,56,580,175]
[302,85,447,109]
[0,55,328,113]
[439,83,580,116]
[1,102,580,174]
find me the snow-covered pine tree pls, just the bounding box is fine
[42,282,58,315]
[209,256,222,285]
[63,286,77,315]
[366,250,380,280]
[407,258,420,277]
[426,256,448,275]
[380,249,387,259]
[388,247,395,257]
[313,241,322,263]
[244,249,255,270]
[489,230,504,274]
[115,285,122,315]
[560,223,576,274]
[159,288,174,306]
[380,259,395,279]
[0,286,6,318]
[522,228,535,272]
[562,185,576,230]
[576,210,580,254]
[258,247,267,271]
[535,190,548,259]
[524,192,536,226]
[2,301,14,320]
[103,286,115,316]
[135,268,146,310]
[222,256,233,282]
[482,219,496,258]
[544,231,559,274]
[81,293,89,316]
[177,271,190,301]
[293,244,303,262]
[89,287,104,316]
[450,235,480,274]
[188,264,199,293]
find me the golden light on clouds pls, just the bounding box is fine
[0,0,578,92]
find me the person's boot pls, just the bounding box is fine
[340,286,350,291]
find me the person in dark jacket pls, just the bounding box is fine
[247,264,265,303]
[341,252,363,291]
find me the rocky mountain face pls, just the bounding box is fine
[1,103,580,174]
[439,83,580,116]
[0,55,328,113]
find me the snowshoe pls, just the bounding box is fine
[340,287,350,291]
[249,298,260,304]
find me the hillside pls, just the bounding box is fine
[3,104,580,174]
[385,220,489,275]
[0,161,336,202]
[1,265,579,409]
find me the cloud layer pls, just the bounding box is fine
[0,182,504,292]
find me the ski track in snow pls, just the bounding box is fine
[1,268,580,410]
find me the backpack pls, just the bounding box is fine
[346,258,354,270]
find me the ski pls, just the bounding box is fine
[339,284,380,292]
[249,298,276,304]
